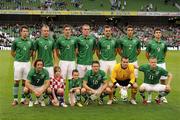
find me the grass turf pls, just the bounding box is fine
[0,50,180,120]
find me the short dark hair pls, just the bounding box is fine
[34,59,44,68]
[127,25,133,30]
[121,56,129,61]
[19,25,28,33]
[72,69,79,75]
[154,27,161,33]
[103,25,111,30]
[54,66,61,73]
[92,61,100,66]
[149,56,157,61]
[82,24,90,30]
[63,24,71,29]
[41,24,49,29]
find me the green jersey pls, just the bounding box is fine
[77,35,96,65]
[84,70,107,89]
[34,37,55,67]
[11,37,33,62]
[56,36,77,61]
[27,68,50,86]
[97,36,118,61]
[119,35,141,62]
[68,78,82,90]
[139,64,168,84]
[146,39,167,63]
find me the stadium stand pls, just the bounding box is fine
[0,0,179,11]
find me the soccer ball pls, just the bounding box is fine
[120,87,128,100]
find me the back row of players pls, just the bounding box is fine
[11,24,172,107]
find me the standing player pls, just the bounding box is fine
[117,25,141,101]
[77,24,96,78]
[138,57,172,104]
[11,25,33,106]
[81,61,113,105]
[68,69,83,107]
[111,57,138,105]
[33,25,57,77]
[55,24,77,79]
[24,59,51,107]
[96,25,118,75]
[146,28,168,103]
[118,25,141,79]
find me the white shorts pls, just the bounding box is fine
[77,64,91,78]
[44,67,54,78]
[130,61,138,78]
[140,83,166,92]
[157,63,167,80]
[14,61,31,80]
[99,60,116,75]
[59,60,76,79]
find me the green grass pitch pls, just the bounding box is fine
[0,50,180,120]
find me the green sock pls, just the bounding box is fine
[21,82,25,99]
[76,94,81,102]
[158,91,169,98]
[139,91,145,99]
[24,92,32,101]
[13,83,19,100]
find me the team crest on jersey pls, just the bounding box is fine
[85,44,89,49]
[156,71,159,75]
[44,45,48,49]
[161,43,164,48]
[66,45,70,49]
[41,74,45,79]
[27,41,31,45]
[97,75,102,80]
[157,47,161,52]
[23,46,27,51]
[48,41,52,44]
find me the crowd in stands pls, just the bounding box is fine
[0,0,83,10]
[0,0,179,11]
[0,23,179,49]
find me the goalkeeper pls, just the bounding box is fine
[111,57,138,105]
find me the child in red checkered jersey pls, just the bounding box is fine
[49,66,68,107]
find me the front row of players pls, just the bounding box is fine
[23,57,172,107]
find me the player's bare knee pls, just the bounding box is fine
[139,86,145,92]
[75,89,80,94]
[24,87,29,93]
[132,83,138,89]
[165,88,171,93]
[47,87,52,93]
[105,87,112,93]
[108,82,114,88]
[57,88,64,95]
[81,88,86,94]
